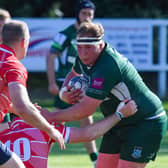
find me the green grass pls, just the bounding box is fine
[40,100,168,168]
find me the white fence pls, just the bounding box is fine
[19,18,168,98]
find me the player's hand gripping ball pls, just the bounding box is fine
[68,76,89,93]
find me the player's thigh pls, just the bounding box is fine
[118,159,147,168]
[120,115,167,163]
[97,130,121,167]
[96,153,120,168]
[78,115,94,127]
[0,152,25,168]
[99,129,120,154]
[0,142,12,166]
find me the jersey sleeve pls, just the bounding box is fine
[50,32,68,54]
[2,62,27,87]
[52,123,71,143]
[86,61,121,100]
[5,69,27,87]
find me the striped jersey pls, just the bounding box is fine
[50,24,78,81]
[0,118,70,168]
[0,44,27,122]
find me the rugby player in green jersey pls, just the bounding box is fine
[44,22,167,168]
[46,0,98,166]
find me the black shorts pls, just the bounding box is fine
[99,114,167,163]
[0,141,12,165]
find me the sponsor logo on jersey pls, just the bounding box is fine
[131,146,142,159]
[91,78,104,89]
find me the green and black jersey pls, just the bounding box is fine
[73,43,164,126]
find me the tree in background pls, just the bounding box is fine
[0,0,168,18]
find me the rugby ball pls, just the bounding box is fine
[68,76,89,93]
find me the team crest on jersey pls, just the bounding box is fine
[131,146,142,159]
[91,78,104,89]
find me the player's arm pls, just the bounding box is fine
[0,123,10,132]
[69,100,137,143]
[47,51,60,95]
[41,94,102,122]
[9,82,65,149]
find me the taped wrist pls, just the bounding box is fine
[59,86,67,99]
[115,111,124,120]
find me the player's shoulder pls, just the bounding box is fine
[91,44,121,78]
[52,24,76,49]
[11,118,31,129]
[0,54,26,79]
[61,24,76,34]
[3,58,27,75]
[0,47,15,63]
[101,43,123,66]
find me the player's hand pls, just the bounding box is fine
[59,86,83,104]
[116,99,137,118]
[34,102,41,110]
[39,108,51,121]
[47,126,65,150]
[48,83,59,95]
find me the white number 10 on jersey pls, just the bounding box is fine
[5,138,31,161]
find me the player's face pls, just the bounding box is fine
[77,44,102,66]
[79,8,94,23]
[20,27,30,59]
[25,28,30,51]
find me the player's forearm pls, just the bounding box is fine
[70,114,120,143]
[47,105,93,122]
[41,95,101,123]
[15,102,53,133]
[46,53,57,84]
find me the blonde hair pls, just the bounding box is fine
[0,8,11,21]
[77,22,104,38]
[2,20,29,45]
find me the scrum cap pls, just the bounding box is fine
[76,0,95,23]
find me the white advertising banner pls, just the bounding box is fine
[99,19,153,69]
[20,18,153,71]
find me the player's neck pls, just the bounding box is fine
[75,22,80,29]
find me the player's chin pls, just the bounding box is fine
[81,59,90,65]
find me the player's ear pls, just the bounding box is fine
[20,38,25,48]
[99,42,104,49]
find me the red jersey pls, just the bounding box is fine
[0,118,70,168]
[0,44,28,122]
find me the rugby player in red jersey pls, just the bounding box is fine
[0,20,65,168]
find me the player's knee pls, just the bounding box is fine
[78,116,94,127]
[96,153,120,168]
[118,159,147,168]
